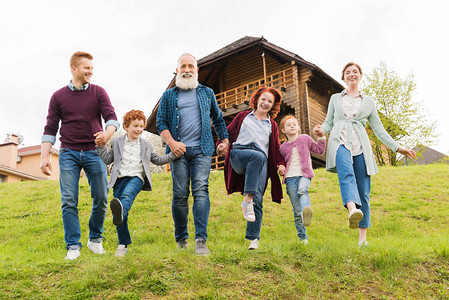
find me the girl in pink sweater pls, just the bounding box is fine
[279,115,326,244]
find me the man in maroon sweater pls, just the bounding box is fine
[40,51,119,260]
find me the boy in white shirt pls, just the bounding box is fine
[96,110,178,256]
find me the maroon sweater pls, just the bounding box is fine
[43,84,118,150]
[221,111,285,203]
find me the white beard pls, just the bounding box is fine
[175,72,199,90]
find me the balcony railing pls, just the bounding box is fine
[215,66,296,111]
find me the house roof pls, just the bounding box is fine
[145,35,343,133]
[0,164,47,181]
[197,36,342,88]
[399,145,449,165]
[18,145,59,156]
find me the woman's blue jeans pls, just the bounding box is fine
[285,176,311,240]
[170,146,212,242]
[335,145,371,228]
[59,148,108,250]
[113,176,143,245]
[230,145,267,240]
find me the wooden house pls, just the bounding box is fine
[146,36,344,170]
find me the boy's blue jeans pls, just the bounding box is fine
[230,145,267,241]
[170,146,212,242]
[59,148,108,250]
[113,176,144,245]
[335,145,371,228]
[285,176,311,240]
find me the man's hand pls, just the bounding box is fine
[94,131,106,147]
[40,157,52,176]
[40,142,53,176]
[169,141,186,157]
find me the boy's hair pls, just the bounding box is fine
[70,51,93,67]
[123,110,146,128]
[249,87,282,119]
[341,62,363,80]
[279,115,300,136]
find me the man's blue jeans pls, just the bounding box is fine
[285,176,311,240]
[170,146,212,241]
[230,145,267,241]
[335,145,371,228]
[59,148,108,250]
[113,176,143,245]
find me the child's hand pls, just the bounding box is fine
[313,125,325,137]
[277,165,285,176]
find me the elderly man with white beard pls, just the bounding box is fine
[156,53,229,255]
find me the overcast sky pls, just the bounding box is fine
[1,0,448,154]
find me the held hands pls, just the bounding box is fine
[94,131,111,147]
[216,139,229,157]
[277,165,286,176]
[313,125,325,137]
[169,140,186,157]
[397,147,416,159]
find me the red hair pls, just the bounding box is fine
[279,115,299,135]
[70,51,93,67]
[249,87,282,119]
[123,110,146,128]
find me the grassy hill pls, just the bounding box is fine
[0,164,448,299]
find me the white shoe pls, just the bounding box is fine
[300,239,309,245]
[358,239,368,247]
[301,206,313,226]
[65,249,80,260]
[242,200,256,222]
[115,244,128,257]
[348,209,363,229]
[248,238,259,250]
[87,240,106,254]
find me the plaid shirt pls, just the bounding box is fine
[157,84,229,156]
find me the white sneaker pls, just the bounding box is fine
[300,239,309,245]
[115,244,128,257]
[65,249,81,260]
[87,240,106,254]
[248,238,259,250]
[241,200,256,222]
[358,239,368,247]
[348,209,363,229]
[301,206,313,226]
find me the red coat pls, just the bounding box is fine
[221,111,285,203]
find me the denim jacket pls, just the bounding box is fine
[156,84,229,156]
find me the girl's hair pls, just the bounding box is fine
[279,115,300,136]
[249,87,282,119]
[123,110,146,128]
[341,62,363,80]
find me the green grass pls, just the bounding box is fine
[0,164,448,299]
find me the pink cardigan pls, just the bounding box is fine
[279,135,326,182]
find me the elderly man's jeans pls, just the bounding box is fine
[170,146,212,241]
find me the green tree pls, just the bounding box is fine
[363,62,438,166]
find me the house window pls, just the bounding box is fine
[271,74,280,89]
[0,175,6,183]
